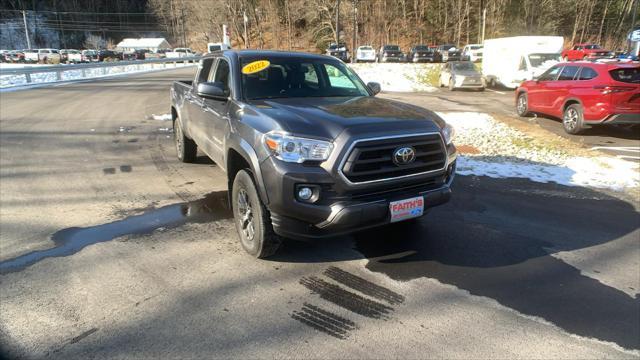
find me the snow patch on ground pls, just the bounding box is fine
[350,63,439,92]
[0,62,195,88]
[439,111,640,191]
[152,113,172,121]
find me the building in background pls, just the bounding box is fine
[115,38,171,52]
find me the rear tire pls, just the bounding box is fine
[174,118,197,163]
[563,104,586,135]
[516,92,531,117]
[232,170,281,258]
[448,78,455,91]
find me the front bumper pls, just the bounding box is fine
[381,56,405,62]
[412,56,436,62]
[261,151,457,240]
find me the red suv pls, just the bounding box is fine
[515,61,640,134]
[561,44,612,61]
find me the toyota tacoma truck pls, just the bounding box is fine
[170,50,457,258]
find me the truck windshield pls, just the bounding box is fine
[383,46,399,51]
[528,53,560,68]
[241,57,370,100]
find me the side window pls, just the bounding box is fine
[302,63,320,89]
[578,67,598,80]
[518,57,527,71]
[324,64,356,89]
[211,58,231,90]
[197,58,214,83]
[539,66,561,81]
[558,66,579,80]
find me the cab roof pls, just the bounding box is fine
[206,49,334,61]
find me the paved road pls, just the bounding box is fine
[383,89,640,160]
[1,68,639,359]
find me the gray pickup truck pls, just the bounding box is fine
[171,50,457,258]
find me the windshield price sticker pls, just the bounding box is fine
[242,60,270,74]
[389,196,424,223]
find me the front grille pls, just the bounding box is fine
[341,134,446,183]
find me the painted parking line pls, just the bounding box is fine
[617,155,640,161]
[486,89,507,95]
[590,146,640,153]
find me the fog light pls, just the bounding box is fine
[298,187,313,200]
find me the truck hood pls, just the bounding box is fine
[246,96,444,140]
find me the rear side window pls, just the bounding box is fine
[609,68,640,84]
[558,66,579,80]
[197,58,214,83]
[578,67,598,80]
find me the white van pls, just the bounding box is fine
[482,36,563,89]
[207,42,231,53]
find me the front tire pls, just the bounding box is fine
[516,92,531,117]
[174,118,197,163]
[563,104,586,135]
[232,170,281,258]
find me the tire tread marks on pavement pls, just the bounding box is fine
[290,303,357,339]
[291,267,404,339]
[324,266,405,305]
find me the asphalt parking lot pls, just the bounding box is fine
[0,67,638,358]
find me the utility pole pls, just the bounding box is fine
[243,10,249,49]
[629,0,638,53]
[352,0,358,62]
[478,0,483,43]
[335,0,341,44]
[481,7,487,43]
[22,10,31,49]
[180,6,186,47]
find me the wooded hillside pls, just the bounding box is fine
[1,0,638,52]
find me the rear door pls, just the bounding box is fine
[185,58,215,146]
[200,57,232,165]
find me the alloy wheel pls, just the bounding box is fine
[236,189,255,242]
[564,108,579,130]
[517,95,527,114]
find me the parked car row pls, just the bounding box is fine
[0,47,197,64]
[325,43,483,63]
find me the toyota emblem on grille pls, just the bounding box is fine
[393,146,416,165]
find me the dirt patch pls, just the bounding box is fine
[456,145,481,154]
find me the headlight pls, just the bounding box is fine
[442,123,455,145]
[263,131,333,163]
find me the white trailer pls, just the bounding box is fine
[482,36,563,89]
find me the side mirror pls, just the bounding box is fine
[197,81,229,100]
[367,82,381,95]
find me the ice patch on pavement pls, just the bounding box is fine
[152,113,172,121]
[438,111,640,191]
[350,63,438,92]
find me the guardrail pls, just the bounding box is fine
[0,56,201,85]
